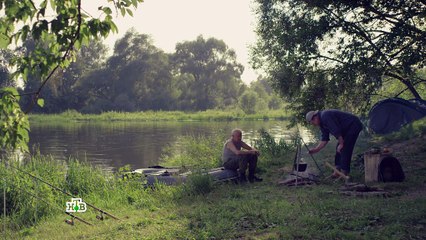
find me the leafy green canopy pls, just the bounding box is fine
[252,0,426,119]
[173,35,245,110]
[0,0,143,152]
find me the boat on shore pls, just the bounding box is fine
[128,166,239,186]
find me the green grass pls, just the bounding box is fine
[28,109,292,123]
[7,178,425,239]
[1,123,425,239]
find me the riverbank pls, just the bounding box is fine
[28,109,292,122]
[2,122,425,239]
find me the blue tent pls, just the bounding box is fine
[368,98,426,134]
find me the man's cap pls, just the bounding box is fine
[305,110,319,122]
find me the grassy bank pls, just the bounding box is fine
[28,109,292,123]
[1,122,425,239]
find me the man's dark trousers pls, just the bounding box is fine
[334,122,363,173]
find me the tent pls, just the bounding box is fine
[368,98,426,134]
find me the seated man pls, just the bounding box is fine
[222,129,262,183]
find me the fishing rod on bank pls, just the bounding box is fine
[9,165,120,221]
[11,184,93,226]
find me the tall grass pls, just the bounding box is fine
[160,129,297,170]
[0,155,67,229]
[254,129,297,168]
[0,153,169,232]
[160,132,227,169]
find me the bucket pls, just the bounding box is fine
[294,162,307,172]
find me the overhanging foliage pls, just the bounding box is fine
[252,0,426,120]
[0,0,143,152]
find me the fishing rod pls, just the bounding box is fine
[12,184,93,226]
[9,165,120,220]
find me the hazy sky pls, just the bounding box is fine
[84,0,259,84]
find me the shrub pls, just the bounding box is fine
[254,129,296,167]
[65,159,110,196]
[183,171,214,196]
[160,132,226,169]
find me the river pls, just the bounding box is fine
[29,120,312,171]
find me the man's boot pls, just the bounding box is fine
[248,172,263,183]
[239,172,247,184]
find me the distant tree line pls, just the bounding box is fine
[0,30,284,114]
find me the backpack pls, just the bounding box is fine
[378,156,405,182]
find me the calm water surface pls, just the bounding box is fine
[29,120,312,171]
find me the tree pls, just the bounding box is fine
[172,35,244,110]
[0,0,143,151]
[20,39,108,113]
[252,0,426,118]
[239,91,258,114]
[59,39,108,111]
[248,78,285,110]
[78,30,177,112]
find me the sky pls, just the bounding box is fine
[83,0,259,84]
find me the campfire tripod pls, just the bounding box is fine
[299,137,324,176]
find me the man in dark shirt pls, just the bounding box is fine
[306,109,363,176]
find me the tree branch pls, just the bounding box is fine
[388,39,418,59]
[310,54,345,65]
[24,0,82,114]
[385,71,422,100]
[363,4,426,36]
[323,7,395,68]
[28,0,37,10]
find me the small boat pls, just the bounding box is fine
[130,166,239,186]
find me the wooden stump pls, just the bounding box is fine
[364,152,381,182]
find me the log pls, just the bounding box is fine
[324,162,350,180]
[364,151,381,182]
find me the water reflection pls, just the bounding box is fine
[29,120,313,171]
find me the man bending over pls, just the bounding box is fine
[306,109,363,177]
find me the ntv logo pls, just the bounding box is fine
[66,198,87,213]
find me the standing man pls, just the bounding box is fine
[222,129,263,183]
[306,109,363,176]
